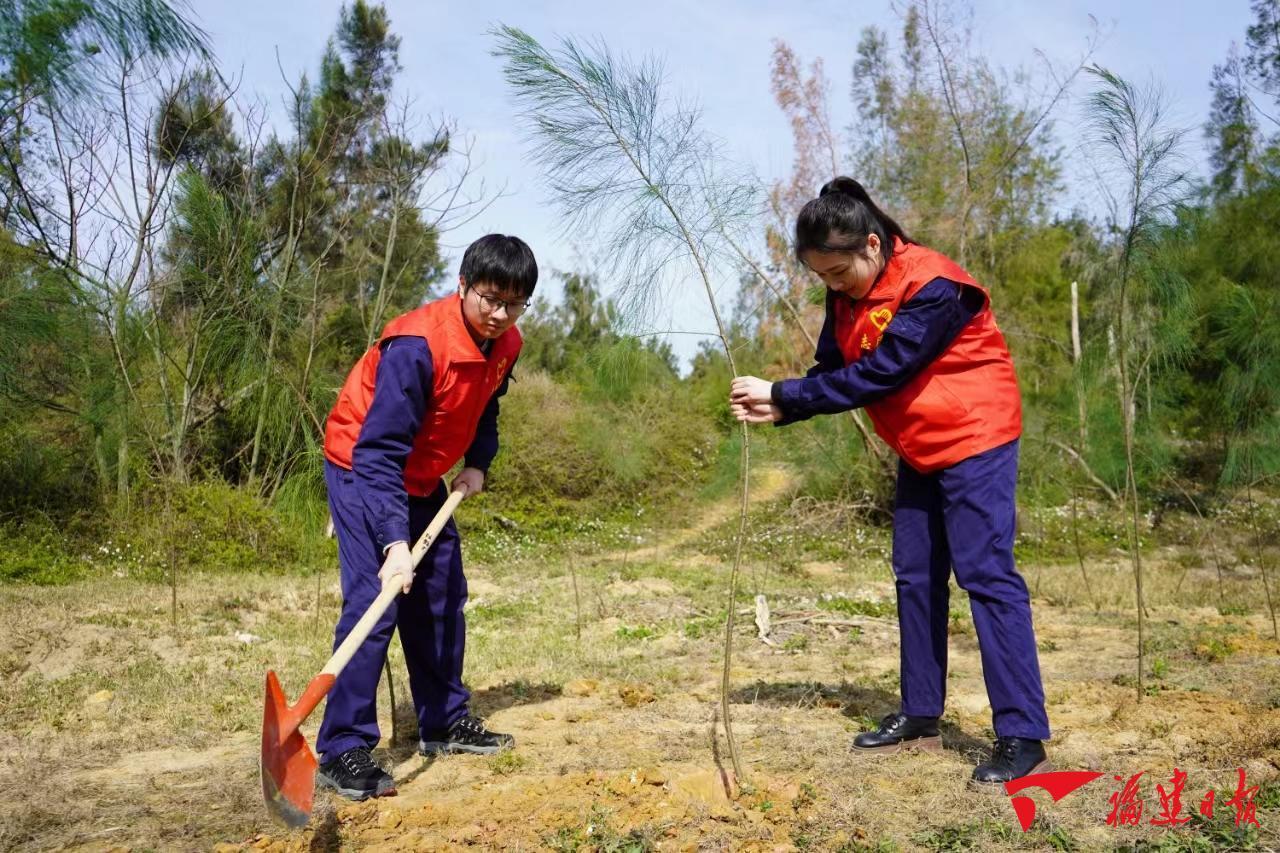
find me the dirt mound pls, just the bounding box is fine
[234,766,809,852]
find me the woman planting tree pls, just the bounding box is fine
[729,177,1051,788]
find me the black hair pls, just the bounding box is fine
[794,177,912,264]
[459,233,538,298]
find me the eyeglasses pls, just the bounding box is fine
[469,288,530,317]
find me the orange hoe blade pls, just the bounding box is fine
[260,488,467,827]
[261,670,336,827]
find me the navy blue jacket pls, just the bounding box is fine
[772,278,981,424]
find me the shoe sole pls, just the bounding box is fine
[315,770,397,801]
[967,759,1054,794]
[418,740,514,756]
[851,735,944,755]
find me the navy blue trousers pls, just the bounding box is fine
[316,461,471,761]
[892,439,1050,740]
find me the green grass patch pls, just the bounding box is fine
[818,595,896,619]
[616,624,658,641]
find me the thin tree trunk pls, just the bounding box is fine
[297,267,325,441]
[1050,439,1119,503]
[366,194,402,349]
[1245,469,1278,640]
[385,658,399,747]
[1116,224,1146,698]
[262,420,300,503]
[720,426,749,778]
[570,556,582,645]
[1071,280,1087,449]
[668,225,749,780]
[1071,485,1099,611]
[576,79,750,779]
[500,31,752,781]
[656,200,748,779]
[174,334,199,484]
[1119,357,1145,696]
[1066,274,1109,632]
[146,318,179,480]
[166,483,178,626]
[1144,363,1152,419]
[314,567,323,637]
[94,432,111,500]
[248,313,279,485]
[116,410,129,510]
[250,167,304,486]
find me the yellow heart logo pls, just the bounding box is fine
[870,308,893,332]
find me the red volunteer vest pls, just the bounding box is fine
[832,240,1021,472]
[323,293,522,496]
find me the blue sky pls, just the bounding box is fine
[192,0,1254,365]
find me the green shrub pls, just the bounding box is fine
[481,368,716,529]
[0,516,86,584]
[119,480,316,576]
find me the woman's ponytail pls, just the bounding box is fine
[797,177,911,261]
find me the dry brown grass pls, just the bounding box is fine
[2,475,1279,851]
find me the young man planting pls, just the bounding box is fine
[316,234,536,800]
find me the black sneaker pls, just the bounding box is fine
[969,736,1052,791]
[418,714,515,755]
[852,712,943,753]
[316,746,396,800]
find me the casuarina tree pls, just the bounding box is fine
[493,24,763,779]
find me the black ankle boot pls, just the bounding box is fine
[970,736,1052,789]
[852,712,943,753]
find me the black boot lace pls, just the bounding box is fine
[339,747,378,775]
[992,736,1020,766]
